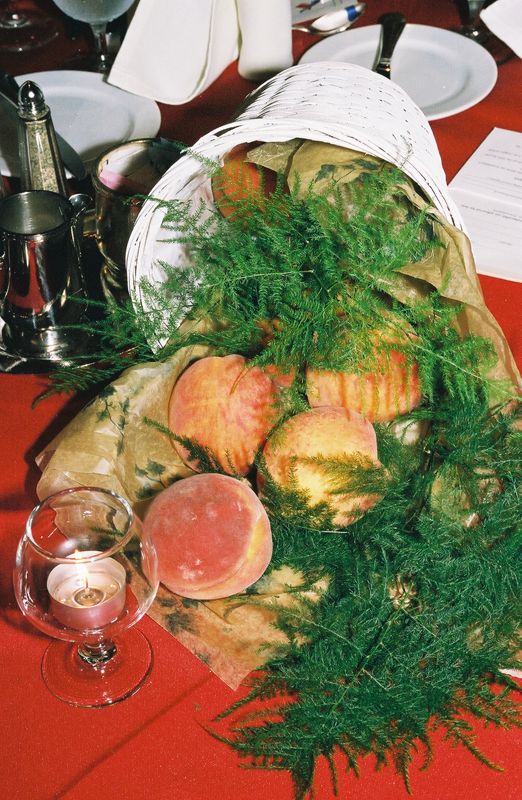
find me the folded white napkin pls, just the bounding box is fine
[481,0,522,57]
[109,0,295,105]
[237,0,293,81]
[108,0,239,104]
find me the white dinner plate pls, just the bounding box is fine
[299,24,498,121]
[0,70,161,177]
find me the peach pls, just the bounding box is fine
[143,473,272,600]
[211,143,279,218]
[261,407,383,527]
[169,354,281,476]
[306,328,422,423]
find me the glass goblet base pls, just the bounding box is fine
[60,48,115,74]
[454,24,515,65]
[41,629,153,707]
[0,9,60,53]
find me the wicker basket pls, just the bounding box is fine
[126,62,465,349]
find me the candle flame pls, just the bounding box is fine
[72,550,89,590]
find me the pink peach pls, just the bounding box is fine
[143,473,272,599]
[169,354,281,476]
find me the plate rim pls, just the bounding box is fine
[0,69,161,176]
[298,23,498,121]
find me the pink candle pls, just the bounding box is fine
[46,551,126,630]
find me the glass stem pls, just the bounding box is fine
[456,0,487,33]
[78,639,117,667]
[90,22,111,73]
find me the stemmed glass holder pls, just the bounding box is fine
[14,486,159,707]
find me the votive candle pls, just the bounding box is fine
[47,551,126,630]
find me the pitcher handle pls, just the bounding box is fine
[69,193,91,243]
[0,237,9,304]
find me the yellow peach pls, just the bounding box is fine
[261,406,383,527]
[306,326,422,422]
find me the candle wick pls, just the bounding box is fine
[73,586,105,607]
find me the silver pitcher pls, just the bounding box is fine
[92,137,181,301]
[0,190,91,359]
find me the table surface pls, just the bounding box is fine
[1,2,521,799]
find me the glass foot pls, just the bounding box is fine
[41,629,153,707]
[454,23,515,65]
[58,48,115,74]
[0,9,60,53]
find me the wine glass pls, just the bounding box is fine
[453,0,513,63]
[454,0,489,40]
[0,1,60,52]
[52,0,135,72]
[13,486,159,707]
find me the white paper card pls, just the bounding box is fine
[450,128,522,283]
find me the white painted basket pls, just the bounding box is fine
[127,62,465,350]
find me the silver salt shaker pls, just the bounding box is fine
[17,81,68,196]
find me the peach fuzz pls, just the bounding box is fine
[143,473,272,600]
[261,407,382,527]
[169,354,281,476]
[306,334,422,423]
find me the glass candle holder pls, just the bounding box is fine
[13,486,159,707]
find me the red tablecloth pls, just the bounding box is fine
[1,2,521,799]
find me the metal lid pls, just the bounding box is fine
[17,80,48,119]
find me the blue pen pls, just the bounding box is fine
[310,2,366,33]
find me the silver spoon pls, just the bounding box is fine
[293,2,366,36]
[373,12,406,78]
[293,20,355,35]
